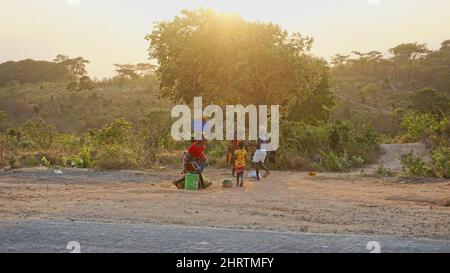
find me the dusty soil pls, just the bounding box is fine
[0,167,449,240]
[366,142,431,173]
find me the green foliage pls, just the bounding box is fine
[286,65,335,123]
[320,150,364,172]
[401,151,432,177]
[328,117,380,162]
[147,8,329,118]
[332,41,450,96]
[6,121,56,150]
[78,76,95,91]
[0,110,6,129]
[0,78,165,133]
[276,117,379,171]
[87,118,132,145]
[94,144,138,170]
[113,63,154,80]
[400,112,439,141]
[408,88,450,116]
[139,110,173,150]
[67,81,78,91]
[8,154,20,169]
[279,121,329,159]
[54,54,90,79]
[0,59,70,86]
[374,163,393,177]
[41,156,51,167]
[72,147,94,168]
[83,118,142,169]
[431,147,450,178]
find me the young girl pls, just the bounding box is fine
[233,142,247,187]
[227,131,240,177]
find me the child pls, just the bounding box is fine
[227,131,240,176]
[233,142,247,187]
[252,143,271,181]
[173,139,209,189]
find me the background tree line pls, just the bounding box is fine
[0,8,448,176]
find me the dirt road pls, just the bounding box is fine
[0,167,449,240]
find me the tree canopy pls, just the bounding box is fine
[113,63,155,80]
[0,59,70,86]
[146,9,334,120]
[54,54,90,79]
[331,40,450,95]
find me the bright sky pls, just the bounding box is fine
[1,0,449,78]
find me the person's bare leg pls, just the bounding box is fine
[256,164,260,181]
[173,176,185,189]
[198,174,205,189]
[240,172,244,187]
[260,162,271,177]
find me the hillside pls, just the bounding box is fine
[0,77,171,133]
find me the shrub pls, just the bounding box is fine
[400,112,439,142]
[320,150,364,172]
[6,121,57,150]
[374,163,393,177]
[275,118,379,171]
[78,76,95,91]
[72,146,94,168]
[67,82,78,91]
[41,156,51,167]
[401,151,432,177]
[84,118,142,169]
[94,145,138,170]
[431,147,450,178]
[8,154,20,169]
[328,117,379,161]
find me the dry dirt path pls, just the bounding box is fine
[0,167,449,240]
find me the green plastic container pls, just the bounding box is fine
[222,179,233,188]
[185,173,199,190]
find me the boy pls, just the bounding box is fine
[233,142,247,187]
[252,143,271,181]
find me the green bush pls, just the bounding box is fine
[78,76,95,91]
[94,145,138,170]
[41,156,51,167]
[66,82,78,91]
[72,146,94,168]
[320,150,364,172]
[401,151,432,177]
[275,118,379,171]
[8,154,20,169]
[374,162,393,177]
[431,147,450,178]
[6,121,56,150]
[400,112,439,142]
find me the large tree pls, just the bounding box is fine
[146,9,333,119]
[113,63,155,80]
[54,54,90,79]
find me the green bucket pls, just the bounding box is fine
[222,179,233,188]
[185,173,199,190]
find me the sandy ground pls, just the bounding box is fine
[0,167,449,240]
[366,143,431,173]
